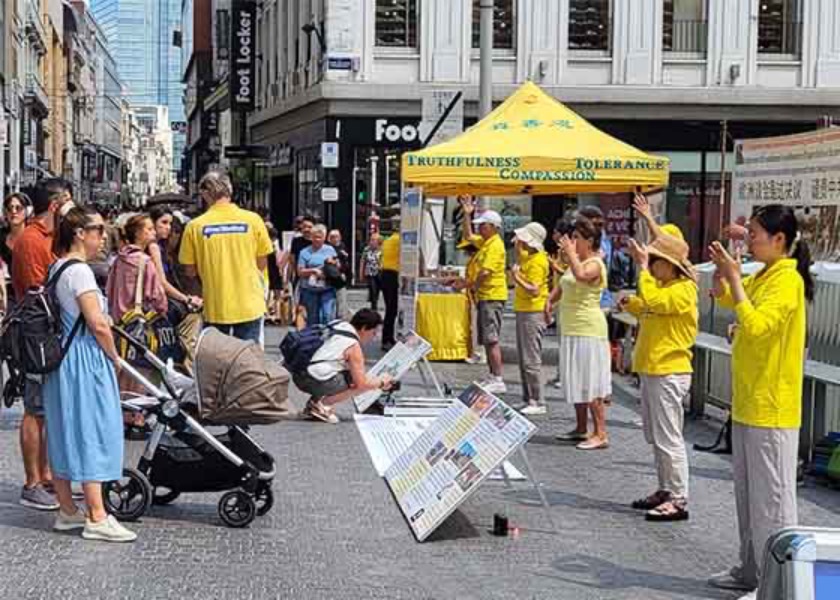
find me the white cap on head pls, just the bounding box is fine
[472,210,503,229]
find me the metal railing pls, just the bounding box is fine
[25,73,49,112]
[663,19,707,54]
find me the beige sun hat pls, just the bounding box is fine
[648,224,696,282]
[513,222,547,251]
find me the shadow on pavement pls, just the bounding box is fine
[424,510,481,542]
[540,554,732,600]
[502,488,637,516]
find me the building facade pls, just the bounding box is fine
[90,0,185,178]
[132,104,175,198]
[247,0,840,265]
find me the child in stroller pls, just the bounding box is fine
[106,326,291,528]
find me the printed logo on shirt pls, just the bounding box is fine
[202,223,250,238]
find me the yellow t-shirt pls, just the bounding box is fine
[381,234,400,272]
[514,249,549,313]
[624,271,698,375]
[179,203,273,324]
[558,257,607,338]
[717,259,806,428]
[474,234,507,302]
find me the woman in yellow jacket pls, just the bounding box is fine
[707,205,815,599]
[621,222,698,523]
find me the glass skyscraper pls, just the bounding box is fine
[91,0,185,175]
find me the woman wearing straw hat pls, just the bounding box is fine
[620,200,699,522]
[510,222,550,415]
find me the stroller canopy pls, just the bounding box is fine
[195,329,291,426]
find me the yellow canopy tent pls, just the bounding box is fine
[402,81,669,196]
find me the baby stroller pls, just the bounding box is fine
[106,326,291,528]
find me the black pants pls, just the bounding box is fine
[368,275,382,311]
[380,270,399,346]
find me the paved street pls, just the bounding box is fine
[0,325,838,600]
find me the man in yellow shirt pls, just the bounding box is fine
[180,169,273,344]
[379,223,400,350]
[621,207,698,522]
[461,197,508,394]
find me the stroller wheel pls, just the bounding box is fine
[152,487,181,506]
[218,490,256,528]
[255,482,274,517]
[102,467,152,522]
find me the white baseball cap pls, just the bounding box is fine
[472,210,503,229]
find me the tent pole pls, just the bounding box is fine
[479,0,494,117]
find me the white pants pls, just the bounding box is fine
[731,423,799,587]
[639,374,691,499]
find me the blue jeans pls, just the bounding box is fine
[205,318,263,345]
[299,287,336,326]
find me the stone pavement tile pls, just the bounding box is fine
[0,326,837,599]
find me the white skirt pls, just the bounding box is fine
[560,335,612,404]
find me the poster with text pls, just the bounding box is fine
[399,188,423,332]
[732,128,840,262]
[353,332,433,413]
[384,384,536,542]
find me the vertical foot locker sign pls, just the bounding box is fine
[230,0,256,112]
[384,384,536,542]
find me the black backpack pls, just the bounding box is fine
[1,259,85,375]
[279,321,357,373]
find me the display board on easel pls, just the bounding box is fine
[398,187,423,334]
[383,384,536,542]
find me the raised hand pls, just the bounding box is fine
[709,241,740,283]
[626,238,649,269]
[632,192,651,219]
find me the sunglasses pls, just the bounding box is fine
[5,204,24,214]
[85,224,106,234]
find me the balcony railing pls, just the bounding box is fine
[25,1,47,55]
[25,73,50,115]
[758,20,803,57]
[663,20,707,55]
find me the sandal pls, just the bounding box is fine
[576,437,609,450]
[631,490,672,510]
[645,499,689,522]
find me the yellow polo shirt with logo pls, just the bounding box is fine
[474,233,507,302]
[381,233,400,272]
[179,202,273,324]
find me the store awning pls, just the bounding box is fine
[402,81,669,196]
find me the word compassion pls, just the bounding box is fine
[405,155,666,183]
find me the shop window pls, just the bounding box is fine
[471,0,515,51]
[568,0,611,53]
[375,0,418,49]
[663,0,707,55]
[758,0,802,58]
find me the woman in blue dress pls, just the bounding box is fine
[44,206,136,543]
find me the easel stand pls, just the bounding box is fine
[498,447,558,535]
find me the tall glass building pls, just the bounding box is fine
[91,0,185,177]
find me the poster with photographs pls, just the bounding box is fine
[353,332,434,413]
[732,128,840,262]
[399,188,423,333]
[384,384,536,542]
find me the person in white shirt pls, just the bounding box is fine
[295,309,393,424]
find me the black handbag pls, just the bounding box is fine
[323,261,347,290]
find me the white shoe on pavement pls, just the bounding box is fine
[737,592,757,600]
[520,404,547,416]
[82,515,137,543]
[53,507,88,531]
[480,377,507,395]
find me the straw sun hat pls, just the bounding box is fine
[513,222,547,251]
[647,224,696,282]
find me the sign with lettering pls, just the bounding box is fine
[229,1,256,112]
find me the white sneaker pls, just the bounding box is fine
[481,377,507,395]
[520,404,547,416]
[552,379,563,389]
[53,507,88,531]
[82,515,137,543]
[737,592,757,600]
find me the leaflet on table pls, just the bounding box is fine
[354,414,437,476]
[353,332,434,413]
[384,384,536,542]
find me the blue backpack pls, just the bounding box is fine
[279,321,358,374]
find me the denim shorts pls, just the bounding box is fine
[23,378,44,417]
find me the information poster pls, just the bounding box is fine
[384,384,536,542]
[732,128,840,262]
[353,332,433,413]
[399,188,423,333]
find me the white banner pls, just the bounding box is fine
[732,128,840,262]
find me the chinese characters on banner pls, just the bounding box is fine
[732,128,840,262]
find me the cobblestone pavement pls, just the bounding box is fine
[0,325,838,600]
